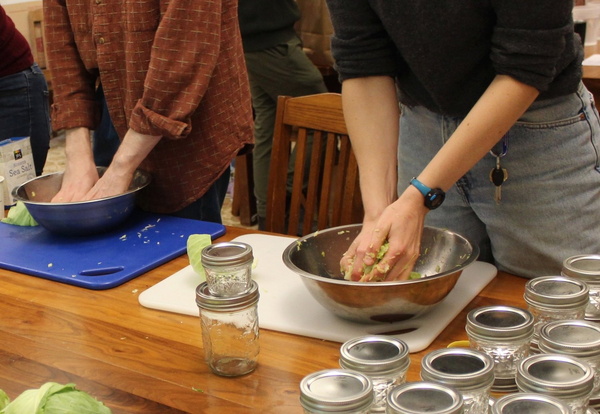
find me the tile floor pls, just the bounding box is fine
[43,133,256,229]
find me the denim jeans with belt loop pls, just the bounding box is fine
[398,82,600,278]
[0,63,51,176]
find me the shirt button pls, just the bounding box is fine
[98,37,105,44]
[95,0,101,3]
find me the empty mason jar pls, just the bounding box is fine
[420,347,494,414]
[524,275,589,352]
[386,381,464,414]
[516,353,595,414]
[196,280,260,376]
[300,369,373,414]
[539,319,600,412]
[491,392,572,414]
[465,305,534,393]
[562,255,600,321]
[201,241,253,296]
[339,335,410,413]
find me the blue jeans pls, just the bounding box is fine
[93,83,120,167]
[398,82,600,278]
[0,64,51,175]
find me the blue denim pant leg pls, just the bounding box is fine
[93,83,121,166]
[398,83,600,278]
[171,167,231,224]
[0,64,51,175]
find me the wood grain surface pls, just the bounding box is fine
[0,225,529,413]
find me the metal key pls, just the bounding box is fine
[489,156,508,204]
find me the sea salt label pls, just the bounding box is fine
[0,136,36,207]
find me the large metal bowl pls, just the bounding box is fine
[12,167,151,236]
[283,224,479,324]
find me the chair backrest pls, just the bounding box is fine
[265,93,363,236]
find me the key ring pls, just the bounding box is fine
[489,135,509,158]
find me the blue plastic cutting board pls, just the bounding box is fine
[0,210,225,289]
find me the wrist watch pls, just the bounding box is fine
[410,177,445,210]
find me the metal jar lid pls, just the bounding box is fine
[491,392,572,414]
[299,369,373,413]
[524,275,589,308]
[386,381,464,414]
[538,319,600,358]
[516,353,595,399]
[420,347,495,391]
[339,335,410,376]
[465,305,534,341]
[562,255,600,281]
[200,242,253,267]
[196,280,259,311]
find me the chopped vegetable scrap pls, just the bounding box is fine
[187,234,212,281]
[1,201,38,226]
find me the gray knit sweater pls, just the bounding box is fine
[326,0,583,117]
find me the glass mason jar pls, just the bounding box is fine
[465,305,534,393]
[201,241,254,296]
[492,393,572,414]
[516,353,595,414]
[196,280,260,376]
[386,381,464,414]
[339,335,410,413]
[562,255,600,321]
[420,347,494,414]
[539,319,600,412]
[524,275,589,352]
[300,369,373,414]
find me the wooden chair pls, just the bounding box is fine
[265,93,363,236]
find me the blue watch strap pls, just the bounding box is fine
[410,177,431,197]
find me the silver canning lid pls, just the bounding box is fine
[524,276,589,308]
[491,392,571,414]
[196,280,259,311]
[299,369,373,413]
[420,347,495,391]
[538,319,600,358]
[200,242,253,267]
[562,255,600,281]
[516,353,595,398]
[386,381,463,414]
[465,305,534,341]
[339,335,410,376]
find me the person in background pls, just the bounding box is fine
[326,1,600,281]
[238,0,328,230]
[0,5,50,176]
[43,0,254,223]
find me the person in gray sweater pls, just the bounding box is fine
[327,0,600,280]
[238,0,327,230]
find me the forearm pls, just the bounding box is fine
[110,129,162,177]
[341,76,400,221]
[416,75,539,190]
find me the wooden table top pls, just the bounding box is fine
[0,225,529,413]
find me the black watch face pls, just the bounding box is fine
[425,189,445,210]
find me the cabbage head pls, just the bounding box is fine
[0,382,111,414]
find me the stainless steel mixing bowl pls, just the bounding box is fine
[12,167,151,236]
[283,224,479,324]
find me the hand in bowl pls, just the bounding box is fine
[341,191,427,282]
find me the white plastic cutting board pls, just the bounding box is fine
[139,234,497,352]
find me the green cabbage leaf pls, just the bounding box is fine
[0,382,111,414]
